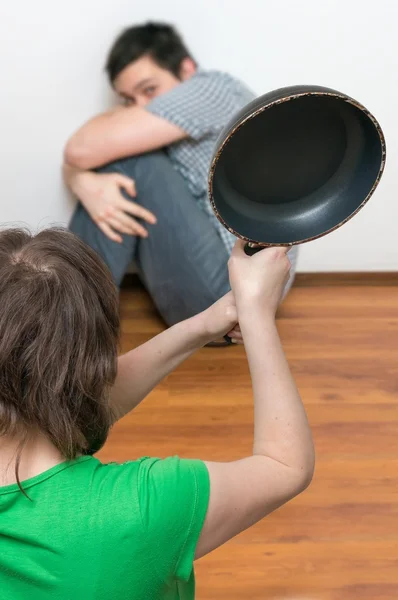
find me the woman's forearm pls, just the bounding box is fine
[110,312,210,420]
[239,307,314,476]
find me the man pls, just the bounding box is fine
[64,22,297,341]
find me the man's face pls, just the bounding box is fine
[113,55,194,107]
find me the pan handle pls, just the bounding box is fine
[244,243,292,256]
[244,243,267,256]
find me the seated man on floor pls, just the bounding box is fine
[64,21,298,339]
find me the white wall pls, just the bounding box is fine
[1,0,397,271]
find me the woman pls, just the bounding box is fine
[0,228,314,599]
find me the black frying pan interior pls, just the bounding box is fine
[211,95,383,245]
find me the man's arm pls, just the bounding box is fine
[64,107,188,170]
[63,163,91,195]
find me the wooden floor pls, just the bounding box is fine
[98,280,398,600]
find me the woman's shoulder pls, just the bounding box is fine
[88,455,209,500]
[86,455,158,483]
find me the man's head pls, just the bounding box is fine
[105,22,197,107]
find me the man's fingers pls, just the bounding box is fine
[120,198,157,225]
[114,211,148,237]
[106,217,133,236]
[116,174,136,197]
[106,216,148,238]
[97,221,123,244]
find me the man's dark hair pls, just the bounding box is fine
[0,228,120,491]
[105,21,195,83]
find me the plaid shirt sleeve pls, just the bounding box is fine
[145,72,239,141]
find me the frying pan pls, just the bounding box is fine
[208,85,386,255]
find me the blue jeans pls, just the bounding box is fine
[69,152,232,326]
[69,152,296,326]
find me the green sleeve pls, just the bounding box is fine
[138,456,210,583]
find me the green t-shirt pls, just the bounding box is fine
[0,455,210,599]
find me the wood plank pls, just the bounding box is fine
[294,272,398,287]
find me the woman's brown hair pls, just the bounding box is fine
[0,228,120,486]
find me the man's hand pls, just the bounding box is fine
[64,167,157,243]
